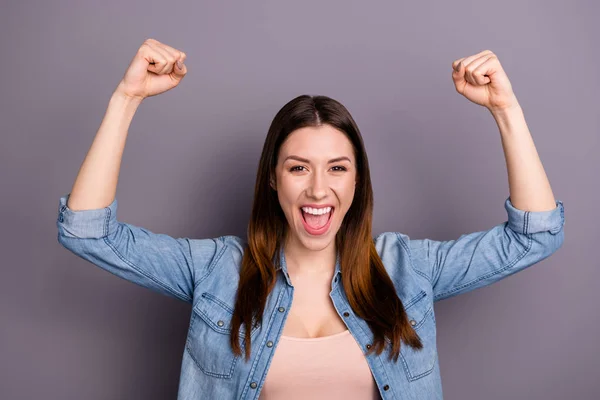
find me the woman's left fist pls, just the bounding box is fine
[452,50,518,112]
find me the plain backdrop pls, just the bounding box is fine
[1,0,597,399]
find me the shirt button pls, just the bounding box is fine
[343,312,350,317]
[278,307,285,312]
[410,319,416,326]
[383,384,390,391]
[250,382,257,389]
[266,340,273,347]
[217,320,224,327]
[366,344,372,349]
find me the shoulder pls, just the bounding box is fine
[187,235,247,293]
[188,235,246,254]
[373,231,432,289]
[373,231,412,258]
[220,235,248,254]
[186,235,247,274]
[374,231,430,268]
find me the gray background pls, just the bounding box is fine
[1,0,597,399]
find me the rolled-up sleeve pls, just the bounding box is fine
[56,192,219,303]
[404,196,565,302]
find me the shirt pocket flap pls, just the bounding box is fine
[399,290,437,381]
[193,292,256,338]
[403,290,429,329]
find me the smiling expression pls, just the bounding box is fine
[271,124,357,249]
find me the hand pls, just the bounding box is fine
[451,50,518,112]
[115,38,187,101]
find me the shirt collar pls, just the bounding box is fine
[274,242,342,287]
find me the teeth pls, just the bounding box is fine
[301,206,332,215]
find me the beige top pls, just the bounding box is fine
[258,329,381,399]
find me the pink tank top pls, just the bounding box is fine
[258,329,381,399]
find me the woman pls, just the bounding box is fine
[56,39,565,400]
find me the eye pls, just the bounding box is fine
[289,165,348,172]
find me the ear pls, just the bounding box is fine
[270,178,277,191]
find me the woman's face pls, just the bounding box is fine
[272,124,357,251]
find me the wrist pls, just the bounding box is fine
[489,101,522,121]
[113,82,145,105]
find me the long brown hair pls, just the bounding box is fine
[230,94,423,362]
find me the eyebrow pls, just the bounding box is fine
[284,155,352,164]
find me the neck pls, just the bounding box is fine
[283,231,337,279]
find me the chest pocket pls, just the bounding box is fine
[185,292,259,379]
[399,290,437,381]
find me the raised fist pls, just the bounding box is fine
[116,38,187,100]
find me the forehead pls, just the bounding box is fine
[279,125,354,161]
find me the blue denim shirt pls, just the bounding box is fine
[56,193,565,399]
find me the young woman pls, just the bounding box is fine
[56,39,565,400]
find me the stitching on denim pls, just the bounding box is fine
[412,303,432,330]
[334,283,397,394]
[399,308,435,381]
[104,205,110,237]
[201,292,235,314]
[184,311,238,379]
[525,210,530,235]
[102,235,192,303]
[194,293,258,338]
[252,288,288,396]
[433,234,533,301]
[197,306,233,334]
[185,239,196,288]
[241,289,286,399]
[399,352,435,381]
[194,238,227,288]
[404,290,427,310]
[395,233,432,283]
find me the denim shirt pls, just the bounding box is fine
[56,193,565,399]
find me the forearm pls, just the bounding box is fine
[491,103,557,212]
[67,89,143,211]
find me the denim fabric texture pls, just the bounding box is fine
[56,193,565,399]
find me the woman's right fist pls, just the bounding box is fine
[115,38,187,101]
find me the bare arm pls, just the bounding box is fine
[66,38,187,211]
[451,50,558,212]
[55,39,217,304]
[66,90,142,211]
[492,103,557,212]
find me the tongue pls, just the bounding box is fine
[303,211,329,229]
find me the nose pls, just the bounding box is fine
[306,170,328,199]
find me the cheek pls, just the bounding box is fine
[333,180,356,199]
[277,186,300,213]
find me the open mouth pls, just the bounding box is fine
[299,206,334,235]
